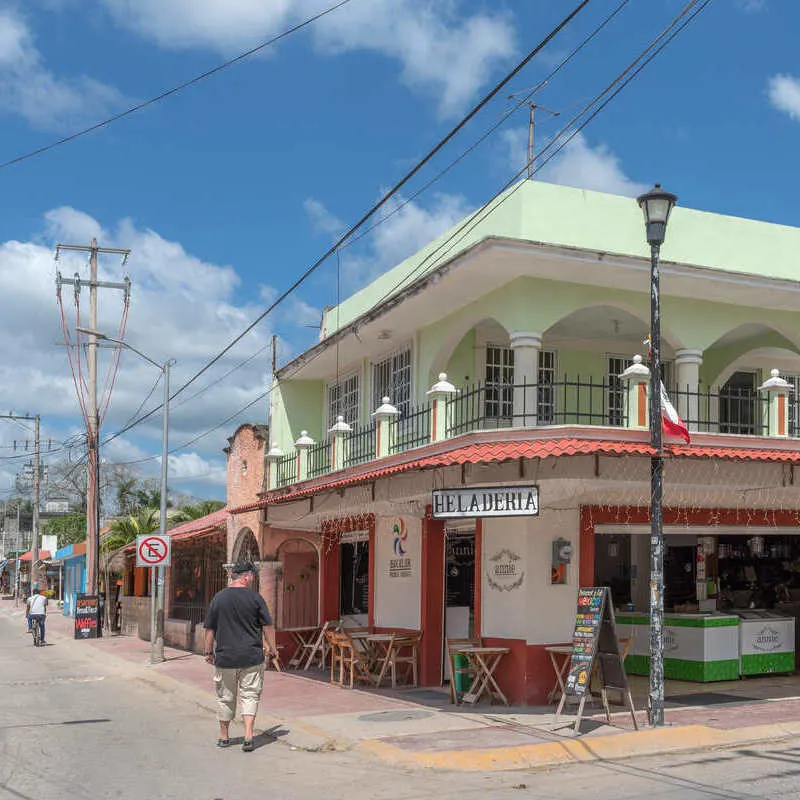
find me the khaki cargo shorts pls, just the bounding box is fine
[213,663,265,721]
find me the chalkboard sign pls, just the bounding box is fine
[556,587,638,731]
[74,593,100,639]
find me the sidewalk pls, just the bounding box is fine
[5,599,800,772]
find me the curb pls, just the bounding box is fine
[357,720,800,772]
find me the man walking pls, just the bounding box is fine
[204,562,272,752]
[26,584,47,645]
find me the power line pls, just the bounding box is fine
[0,0,356,172]
[99,0,594,449]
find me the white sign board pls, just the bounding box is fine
[136,534,171,567]
[432,485,539,519]
[339,529,369,544]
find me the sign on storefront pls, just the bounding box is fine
[432,485,539,519]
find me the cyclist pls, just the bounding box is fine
[26,584,47,646]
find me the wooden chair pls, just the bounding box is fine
[387,632,422,688]
[447,637,482,703]
[326,630,375,688]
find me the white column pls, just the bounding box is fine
[509,331,542,427]
[294,431,314,482]
[759,369,792,438]
[426,373,458,443]
[264,443,283,491]
[372,397,399,458]
[619,355,650,431]
[675,349,703,431]
[328,416,351,472]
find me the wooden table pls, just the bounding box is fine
[545,645,573,703]
[366,633,396,686]
[281,626,319,669]
[451,646,511,706]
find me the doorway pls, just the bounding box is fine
[443,528,476,679]
[720,370,758,435]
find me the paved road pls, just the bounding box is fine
[1,613,798,800]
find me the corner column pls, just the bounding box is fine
[759,369,792,438]
[620,355,650,430]
[426,373,457,443]
[264,443,283,491]
[675,349,703,431]
[372,397,399,458]
[256,559,282,637]
[509,332,542,426]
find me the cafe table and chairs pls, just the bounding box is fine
[450,645,511,706]
[544,645,573,703]
[281,626,321,669]
[447,637,482,703]
[325,629,375,688]
[369,632,423,688]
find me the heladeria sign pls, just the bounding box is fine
[432,485,539,519]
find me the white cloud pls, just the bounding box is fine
[98,0,515,116]
[737,0,766,12]
[0,207,297,498]
[318,191,471,291]
[304,198,344,237]
[502,127,646,197]
[0,9,123,130]
[767,74,800,122]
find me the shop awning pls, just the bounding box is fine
[18,550,51,562]
[231,432,800,512]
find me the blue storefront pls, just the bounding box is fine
[53,542,87,616]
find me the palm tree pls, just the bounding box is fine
[170,500,225,526]
[102,507,159,553]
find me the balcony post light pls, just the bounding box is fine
[636,182,677,728]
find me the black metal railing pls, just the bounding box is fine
[277,451,297,487]
[345,422,376,467]
[447,378,628,436]
[670,386,770,436]
[390,404,431,454]
[308,440,331,478]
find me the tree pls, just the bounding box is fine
[131,478,173,512]
[170,500,225,526]
[42,514,87,548]
[102,507,159,553]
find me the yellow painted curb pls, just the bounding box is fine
[358,721,800,772]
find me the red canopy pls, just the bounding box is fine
[18,550,51,562]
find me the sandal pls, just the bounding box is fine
[242,739,254,753]
[216,738,231,748]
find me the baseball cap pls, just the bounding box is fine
[231,561,256,575]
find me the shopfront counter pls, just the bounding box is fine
[616,612,740,682]
[736,611,795,675]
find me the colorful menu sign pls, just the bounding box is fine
[564,587,605,697]
[74,593,100,639]
[557,586,638,732]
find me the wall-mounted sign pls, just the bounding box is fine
[432,485,539,519]
[486,548,524,592]
[340,529,369,544]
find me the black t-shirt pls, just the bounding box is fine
[205,587,272,668]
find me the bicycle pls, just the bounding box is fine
[30,616,44,647]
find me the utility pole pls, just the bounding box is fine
[507,95,559,179]
[1,413,41,588]
[55,240,130,600]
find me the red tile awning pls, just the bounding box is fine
[18,550,51,561]
[231,433,800,513]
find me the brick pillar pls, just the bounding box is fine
[256,560,282,629]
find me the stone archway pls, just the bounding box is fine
[276,538,319,629]
[232,528,260,592]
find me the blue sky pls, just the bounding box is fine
[0,0,797,505]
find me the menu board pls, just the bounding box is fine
[564,587,605,697]
[74,593,100,639]
[557,586,638,732]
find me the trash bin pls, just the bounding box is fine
[453,653,472,695]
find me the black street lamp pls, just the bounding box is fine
[636,182,677,728]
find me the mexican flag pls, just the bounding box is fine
[660,382,691,444]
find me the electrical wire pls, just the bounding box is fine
[0,0,356,172]
[98,0,594,449]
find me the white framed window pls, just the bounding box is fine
[484,345,556,423]
[327,372,360,430]
[781,374,800,436]
[372,346,412,418]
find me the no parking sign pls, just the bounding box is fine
[136,534,171,567]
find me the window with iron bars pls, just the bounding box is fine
[780,374,800,436]
[372,346,412,418]
[484,345,556,423]
[327,372,360,430]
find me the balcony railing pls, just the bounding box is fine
[277,452,297,488]
[308,440,332,478]
[345,423,376,468]
[390,403,431,453]
[268,374,796,490]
